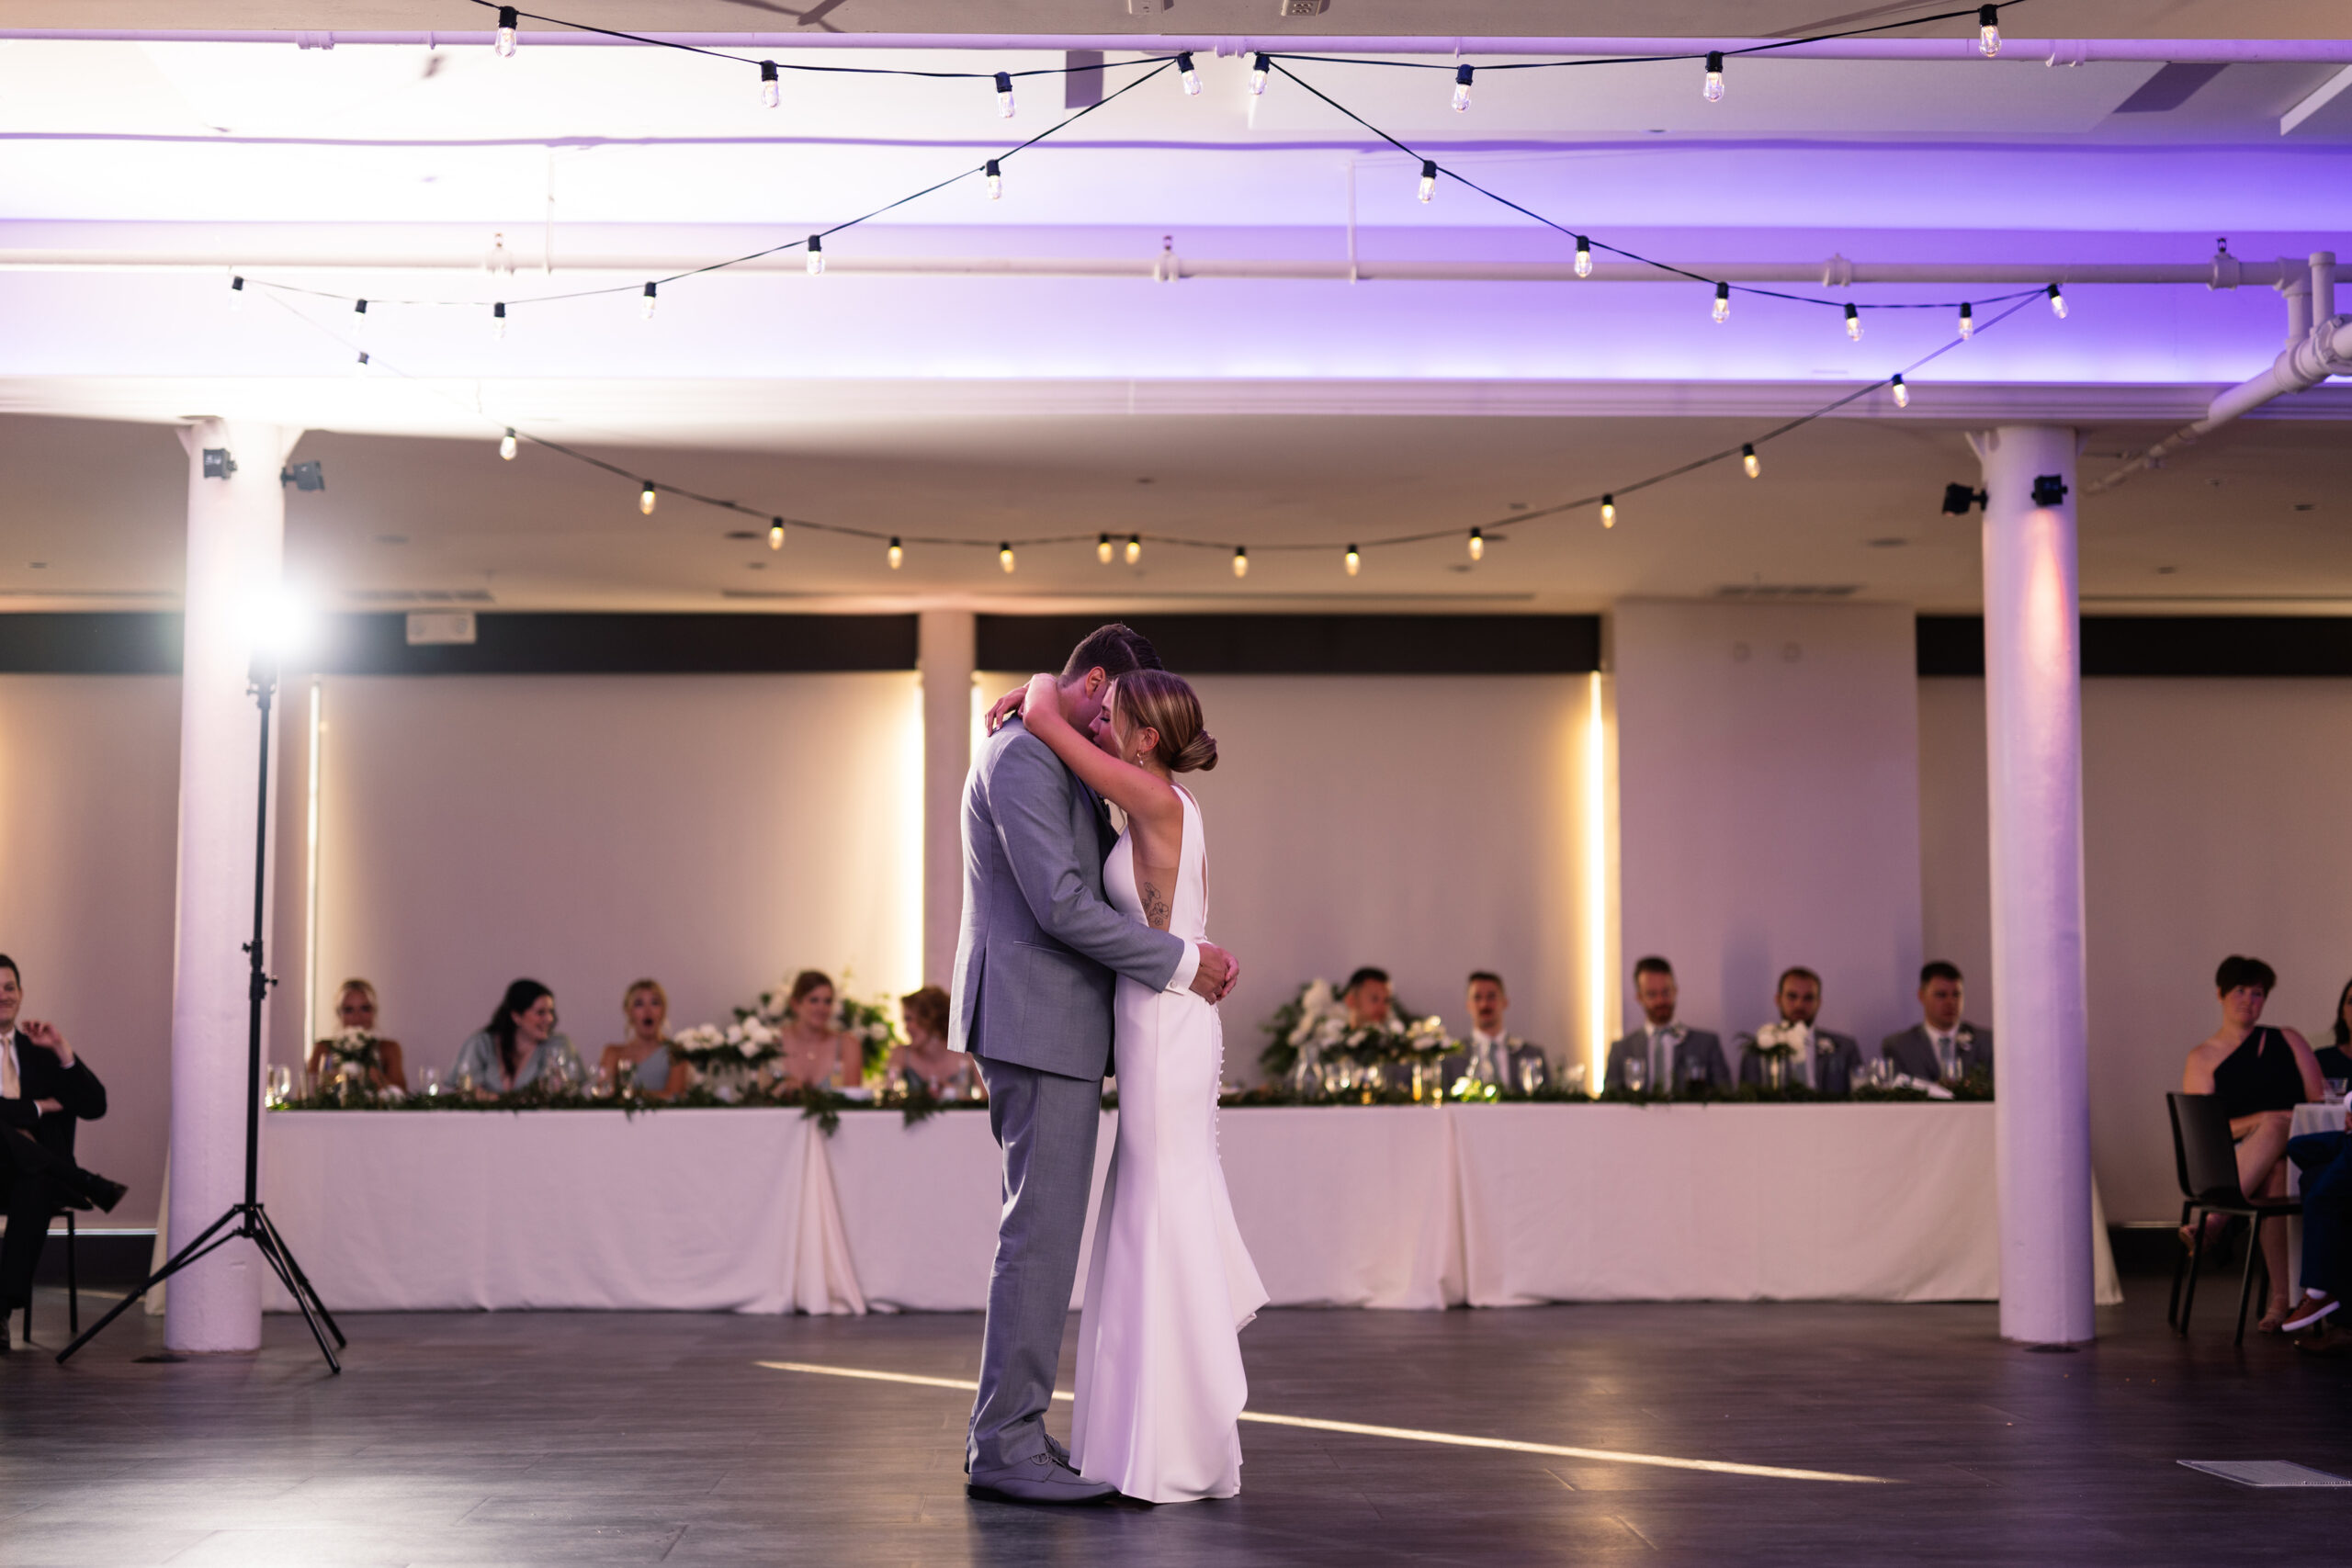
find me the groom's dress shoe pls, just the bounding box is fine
[76,1174,128,1214]
[967,1451,1117,1505]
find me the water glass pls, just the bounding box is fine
[1563,1062,1589,1096]
[1623,1057,1647,1095]
[2329,1078,2348,1100]
[419,1064,443,1099]
[266,1065,293,1106]
[1517,1057,1542,1098]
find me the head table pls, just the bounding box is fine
[253,1102,2120,1315]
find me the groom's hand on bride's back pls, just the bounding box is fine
[1189,943,1239,1004]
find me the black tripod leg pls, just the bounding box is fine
[250,1221,340,1374]
[54,1205,243,1364]
[255,1205,345,1349]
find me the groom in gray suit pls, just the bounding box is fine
[953,623,1238,1504]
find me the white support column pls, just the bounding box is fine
[918,610,977,988]
[1974,423,2094,1346]
[164,418,298,1354]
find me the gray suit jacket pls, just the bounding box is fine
[948,716,1187,1080]
[1880,1022,1995,1087]
[1439,1036,1551,1093]
[1737,1029,1862,1094]
[1606,1027,1730,1094]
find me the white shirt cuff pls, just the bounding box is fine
[1168,942,1201,996]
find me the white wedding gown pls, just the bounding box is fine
[1071,786,1268,1503]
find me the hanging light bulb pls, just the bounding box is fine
[769,519,786,550]
[2047,282,2068,319]
[1574,236,1592,278]
[494,6,518,57]
[353,351,371,376]
[1231,547,1250,578]
[500,428,518,461]
[1742,444,1760,479]
[999,542,1016,573]
[1177,51,1201,96]
[760,60,780,108]
[1958,301,1974,339]
[1249,52,1271,95]
[994,70,1015,118]
[639,481,657,516]
[1713,282,1731,323]
[229,274,245,310]
[1452,63,1474,113]
[1977,5,2002,56]
[353,298,369,337]
[1343,545,1361,577]
[806,234,823,276]
[985,159,1002,200]
[1418,160,1439,203]
[492,301,507,339]
[1467,528,1485,561]
[1097,532,1114,565]
[1600,494,1616,528]
[1125,534,1142,565]
[1702,51,1725,103]
[640,282,657,320]
[1844,303,1861,342]
[1891,373,1910,409]
[888,536,904,570]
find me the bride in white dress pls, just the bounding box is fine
[1016,667,1269,1504]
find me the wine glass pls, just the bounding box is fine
[1517,1056,1542,1099]
[418,1064,442,1099]
[1564,1061,1589,1097]
[1623,1056,1647,1096]
[266,1065,293,1106]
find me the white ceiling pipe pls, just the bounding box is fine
[2088,251,2352,494]
[5,30,2352,62]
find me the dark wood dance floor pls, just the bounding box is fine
[3,1271,2346,1565]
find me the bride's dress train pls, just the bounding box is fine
[1070,787,1267,1504]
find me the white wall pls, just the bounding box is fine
[0,675,181,1227]
[1613,600,1925,1052]
[1921,676,2352,1223]
[306,674,924,1077]
[982,672,1607,1082]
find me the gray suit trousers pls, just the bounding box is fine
[967,1053,1102,1473]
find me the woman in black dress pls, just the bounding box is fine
[2182,954,2324,1331]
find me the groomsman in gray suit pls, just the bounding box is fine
[1441,971,1551,1093]
[1605,956,1730,1095]
[1736,967,1864,1094]
[1880,961,1995,1087]
[952,624,1238,1504]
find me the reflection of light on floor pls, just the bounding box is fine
[756,1360,1892,1485]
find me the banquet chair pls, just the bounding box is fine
[2166,1091,2299,1346]
[17,1197,86,1346]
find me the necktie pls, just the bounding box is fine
[1936,1033,1957,1080]
[1,1035,17,1100]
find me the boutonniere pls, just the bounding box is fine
[1816,1035,1838,1055]
[1955,1027,1973,1045]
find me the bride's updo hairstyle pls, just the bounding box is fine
[1114,669,1218,773]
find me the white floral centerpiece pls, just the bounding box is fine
[670,1017,781,1077]
[319,1027,385,1080]
[1261,977,1453,1087]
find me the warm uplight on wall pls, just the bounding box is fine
[304,678,323,1048]
[1583,671,1611,1086]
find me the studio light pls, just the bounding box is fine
[494,6,517,56]
[807,234,824,275]
[1958,301,1974,339]
[500,428,517,461]
[1940,483,1987,514]
[1978,5,2002,56]
[769,520,786,550]
[1574,236,1592,278]
[888,537,904,570]
[1177,51,1200,95]
[1125,534,1142,565]
[1891,374,1910,409]
[2047,282,2068,319]
[1703,51,1725,103]
[1453,63,1474,112]
[1419,160,1438,203]
[1344,544,1361,576]
[1097,532,1114,564]
[1249,53,1271,95]
[2030,473,2070,508]
[280,461,325,491]
[1468,528,1485,561]
[1713,282,1731,323]
[995,71,1015,118]
[761,60,780,108]
[999,542,1015,572]
[986,159,1002,200]
[1600,494,1616,528]
[639,481,657,515]
[1232,546,1249,578]
[1844,303,1861,341]
[1742,444,1760,478]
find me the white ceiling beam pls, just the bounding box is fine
[2281,62,2352,134]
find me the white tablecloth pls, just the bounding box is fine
[260,1102,2120,1314]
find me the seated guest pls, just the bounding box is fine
[1441,971,1551,1093]
[1342,967,1397,1031]
[773,970,867,1093]
[2182,954,2324,1332]
[0,954,126,1348]
[1880,962,1994,1087]
[452,978,582,1095]
[1605,956,1729,1096]
[2315,976,2352,1084]
[597,978,691,1100]
[2283,1105,2352,1335]
[306,977,408,1093]
[1737,967,1862,1094]
[888,984,978,1099]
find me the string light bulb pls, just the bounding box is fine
[494,6,517,57]
[1958,301,1974,339]
[986,159,1002,200]
[500,428,517,461]
[2047,282,2068,319]
[1232,547,1250,578]
[229,274,245,310]
[1097,532,1114,565]
[806,234,823,276]
[1419,160,1438,203]
[994,71,1014,118]
[639,482,657,515]
[1703,51,1725,103]
[641,281,657,319]
[353,298,368,336]
[1249,53,1271,95]
[760,60,780,108]
[1844,303,1861,342]
[353,351,371,376]
[1344,545,1361,576]
[1891,373,1910,409]
[1600,494,1616,528]
[999,542,1015,573]
[492,301,507,339]
[1125,534,1141,565]
[1177,51,1200,96]
[1574,236,1592,278]
[1453,64,1474,113]
[1742,444,1760,479]
[888,536,903,570]
[1468,528,1485,561]
[1978,5,2002,56]
[769,519,786,550]
[1713,282,1731,323]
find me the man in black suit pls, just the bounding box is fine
[1879,961,1995,1088]
[0,953,125,1346]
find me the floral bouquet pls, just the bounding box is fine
[670,1016,781,1073]
[318,1027,384,1080]
[836,994,906,1080]
[1260,978,1453,1086]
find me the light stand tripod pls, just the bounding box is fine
[60,650,345,1371]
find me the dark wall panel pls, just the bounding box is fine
[978,614,1603,676]
[1918,615,2352,678]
